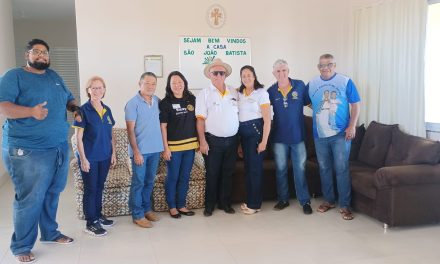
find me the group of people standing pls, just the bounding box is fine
[0,38,360,263]
[196,56,360,221]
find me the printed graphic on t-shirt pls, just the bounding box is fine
[328,91,341,130]
[316,90,336,137]
[309,74,360,139]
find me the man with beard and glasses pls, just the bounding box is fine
[0,39,81,263]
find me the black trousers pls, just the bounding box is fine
[203,133,238,210]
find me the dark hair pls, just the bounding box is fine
[139,71,157,81]
[165,71,193,99]
[239,65,264,93]
[26,39,50,51]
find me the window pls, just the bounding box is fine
[425,1,440,130]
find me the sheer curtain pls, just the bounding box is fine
[352,0,428,136]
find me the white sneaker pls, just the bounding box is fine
[242,207,261,215]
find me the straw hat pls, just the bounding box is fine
[203,58,232,78]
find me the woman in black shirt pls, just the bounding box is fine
[159,71,199,218]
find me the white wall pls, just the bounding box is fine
[0,0,16,185]
[76,0,370,127]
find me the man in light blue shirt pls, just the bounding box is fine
[125,72,163,228]
[307,54,360,221]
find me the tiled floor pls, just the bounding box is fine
[1,175,440,264]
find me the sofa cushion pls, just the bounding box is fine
[113,128,129,161]
[358,121,398,168]
[349,124,366,161]
[112,128,132,171]
[385,128,440,166]
[350,161,378,199]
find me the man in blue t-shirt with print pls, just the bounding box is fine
[307,54,361,221]
[0,39,81,263]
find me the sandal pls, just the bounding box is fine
[317,202,336,213]
[339,208,354,220]
[40,234,74,245]
[240,203,248,210]
[14,252,36,263]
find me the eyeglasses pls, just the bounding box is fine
[210,71,226,76]
[318,63,335,69]
[28,49,50,57]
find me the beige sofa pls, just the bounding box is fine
[70,128,133,219]
[70,128,206,219]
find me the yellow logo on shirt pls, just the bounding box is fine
[292,91,298,100]
[187,104,194,111]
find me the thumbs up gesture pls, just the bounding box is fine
[31,101,48,120]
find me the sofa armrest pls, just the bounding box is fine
[374,164,440,189]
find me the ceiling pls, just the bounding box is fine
[12,0,75,20]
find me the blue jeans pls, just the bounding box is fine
[165,149,195,209]
[129,152,160,220]
[239,118,265,209]
[2,142,70,256]
[314,132,351,208]
[273,141,310,205]
[78,158,111,226]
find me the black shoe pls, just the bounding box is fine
[169,211,181,219]
[273,201,290,211]
[303,203,313,215]
[217,204,236,213]
[203,209,213,217]
[85,221,107,237]
[99,216,114,227]
[178,209,195,216]
[222,205,235,214]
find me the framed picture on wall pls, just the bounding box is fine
[144,55,163,78]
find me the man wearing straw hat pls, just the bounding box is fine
[196,58,239,217]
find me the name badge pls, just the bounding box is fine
[172,104,181,109]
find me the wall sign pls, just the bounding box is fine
[144,55,163,78]
[179,36,251,90]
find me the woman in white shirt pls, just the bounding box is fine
[237,65,271,214]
